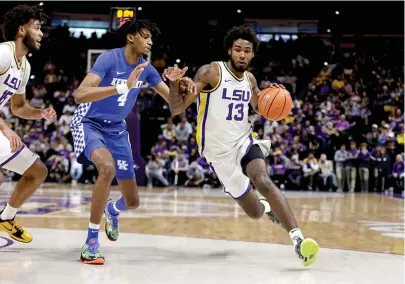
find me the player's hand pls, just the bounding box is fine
[179,77,197,96]
[162,64,188,82]
[2,126,23,153]
[41,107,57,122]
[127,62,148,89]
[268,83,286,89]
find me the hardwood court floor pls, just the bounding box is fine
[0,183,403,284]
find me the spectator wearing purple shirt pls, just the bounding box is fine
[335,115,351,132]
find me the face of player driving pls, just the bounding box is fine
[21,19,43,51]
[228,39,254,72]
[128,28,153,56]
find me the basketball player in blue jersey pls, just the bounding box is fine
[70,19,196,264]
[163,26,319,267]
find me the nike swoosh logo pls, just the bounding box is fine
[0,224,13,232]
[117,71,125,75]
[225,79,232,82]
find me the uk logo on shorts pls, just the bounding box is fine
[117,160,128,171]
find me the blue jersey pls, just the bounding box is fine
[74,47,161,123]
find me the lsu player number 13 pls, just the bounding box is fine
[163,25,319,267]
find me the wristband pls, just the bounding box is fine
[116,83,129,94]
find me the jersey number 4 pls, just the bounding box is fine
[226,103,244,121]
[117,91,129,107]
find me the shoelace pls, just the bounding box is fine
[10,221,23,233]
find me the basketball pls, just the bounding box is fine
[257,87,293,121]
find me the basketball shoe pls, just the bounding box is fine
[294,237,319,267]
[80,238,105,265]
[0,215,32,243]
[104,199,119,241]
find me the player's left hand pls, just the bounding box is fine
[162,64,188,81]
[179,77,197,96]
[41,107,57,122]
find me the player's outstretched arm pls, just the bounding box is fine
[165,63,218,113]
[74,63,146,104]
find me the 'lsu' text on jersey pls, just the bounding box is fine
[71,48,161,124]
[0,41,30,111]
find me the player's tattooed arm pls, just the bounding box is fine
[247,72,261,113]
[181,63,218,109]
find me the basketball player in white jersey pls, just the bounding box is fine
[0,5,56,243]
[164,26,319,267]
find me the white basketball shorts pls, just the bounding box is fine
[208,135,271,199]
[0,130,38,175]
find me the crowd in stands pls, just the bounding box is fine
[0,25,403,195]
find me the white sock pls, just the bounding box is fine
[259,199,271,215]
[1,203,18,220]
[89,222,100,230]
[289,228,304,246]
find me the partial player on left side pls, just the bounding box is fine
[0,5,57,243]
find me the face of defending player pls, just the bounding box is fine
[228,39,254,72]
[127,28,153,56]
[19,19,43,51]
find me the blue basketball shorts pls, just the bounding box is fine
[70,117,137,180]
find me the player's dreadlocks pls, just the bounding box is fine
[117,18,161,46]
[1,4,48,41]
[224,25,259,52]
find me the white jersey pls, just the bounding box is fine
[0,41,30,110]
[196,61,253,162]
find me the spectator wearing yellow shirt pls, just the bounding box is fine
[332,75,345,90]
[397,126,404,145]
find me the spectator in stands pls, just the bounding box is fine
[170,151,189,186]
[175,117,193,143]
[374,146,391,192]
[396,125,404,146]
[334,144,348,192]
[317,154,334,192]
[358,143,371,192]
[145,154,169,188]
[70,152,83,185]
[345,141,359,193]
[163,121,176,140]
[270,150,288,189]
[286,153,302,190]
[302,152,319,190]
[391,154,404,194]
[185,161,205,187]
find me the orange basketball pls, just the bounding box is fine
[257,87,292,121]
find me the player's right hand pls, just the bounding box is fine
[2,126,23,153]
[162,64,188,82]
[127,62,148,89]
